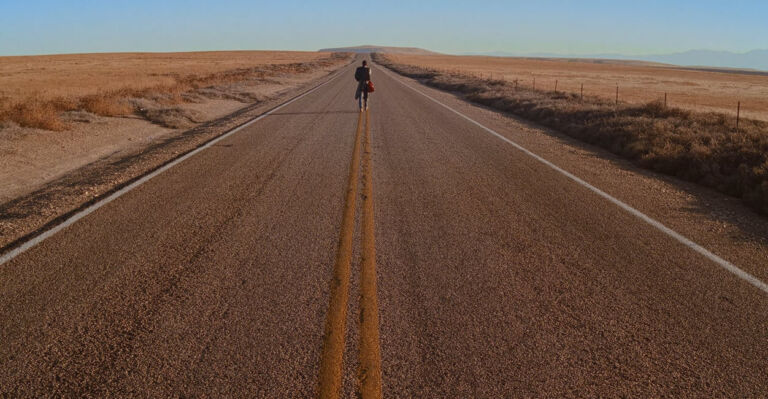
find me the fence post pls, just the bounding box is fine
[664,92,667,107]
[580,83,583,100]
[533,77,536,90]
[615,85,619,106]
[554,80,558,92]
[737,101,741,129]
[515,79,518,90]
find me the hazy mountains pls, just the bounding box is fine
[463,49,768,71]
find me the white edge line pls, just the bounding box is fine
[376,64,768,295]
[0,65,352,266]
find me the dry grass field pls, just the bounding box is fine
[387,54,768,122]
[0,51,340,130]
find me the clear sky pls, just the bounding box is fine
[1,0,766,56]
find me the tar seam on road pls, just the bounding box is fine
[0,64,354,268]
[317,111,364,399]
[376,65,768,296]
[358,110,383,398]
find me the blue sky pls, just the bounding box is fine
[1,0,766,56]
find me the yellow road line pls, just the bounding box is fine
[358,109,383,398]
[317,112,364,399]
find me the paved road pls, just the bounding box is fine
[1,59,767,397]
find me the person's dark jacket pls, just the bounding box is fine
[355,66,371,82]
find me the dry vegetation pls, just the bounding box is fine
[374,53,768,215]
[0,51,349,130]
[385,53,768,122]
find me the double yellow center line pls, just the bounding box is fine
[317,110,382,398]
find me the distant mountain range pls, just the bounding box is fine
[462,49,768,72]
[319,45,439,55]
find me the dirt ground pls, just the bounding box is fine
[0,51,350,203]
[387,54,768,122]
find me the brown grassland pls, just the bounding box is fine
[386,53,768,122]
[0,51,344,130]
[374,53,768,215]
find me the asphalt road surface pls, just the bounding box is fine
[1,59,767,398]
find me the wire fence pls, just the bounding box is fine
[413,65,751,129]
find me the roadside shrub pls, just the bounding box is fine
[80,93,135,117]
[3,99,68,131]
